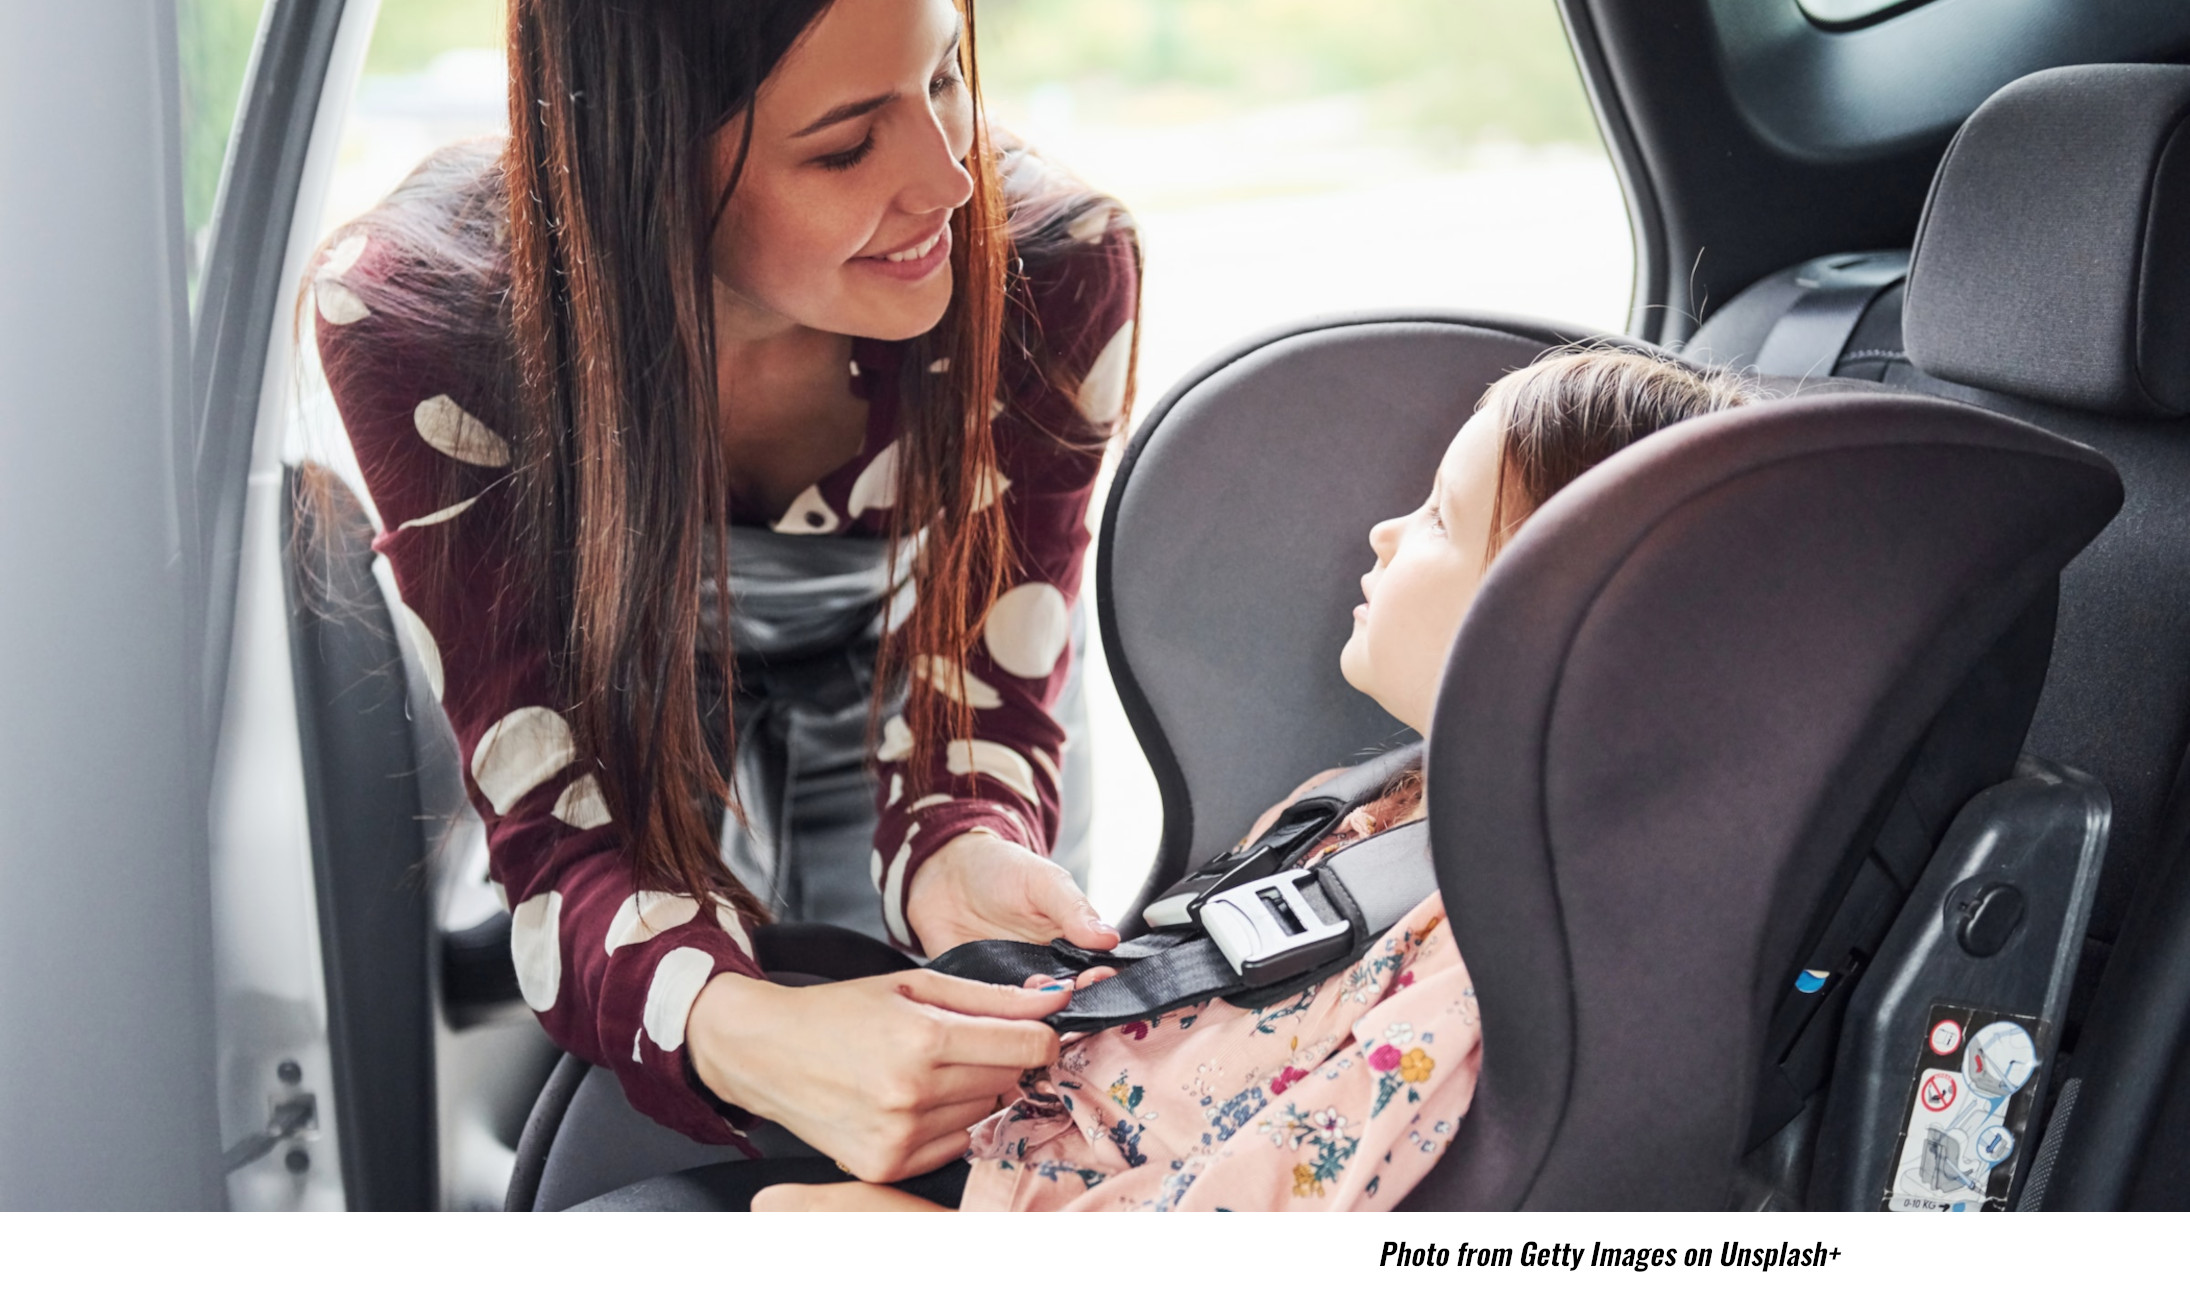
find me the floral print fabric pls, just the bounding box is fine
[959,888,1478,1211]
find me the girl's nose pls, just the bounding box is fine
[1368,513,1404,560]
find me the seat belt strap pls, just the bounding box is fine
[1750,251,1908,379]
[926,744,1435,1033]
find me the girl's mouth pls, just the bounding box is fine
[856,222,951,282]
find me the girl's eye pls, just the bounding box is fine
[814,135,875,173]
[930,67,963,97]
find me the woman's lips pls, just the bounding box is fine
[855,221,951,282]
[1352,602,1369,622]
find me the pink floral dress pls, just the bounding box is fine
[960,820,1479,1211]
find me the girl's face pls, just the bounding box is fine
[1340,407,1508,734]
[708,0,974,341]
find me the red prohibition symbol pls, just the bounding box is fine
[1922,1074,1958,1112]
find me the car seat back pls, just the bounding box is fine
[1406,393,2120,1209]
[1098,311,1603,920]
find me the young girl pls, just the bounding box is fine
[756,346,1759,1211]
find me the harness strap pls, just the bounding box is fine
[926,744,1435,1033]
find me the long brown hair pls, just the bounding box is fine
[312,1,1130,926]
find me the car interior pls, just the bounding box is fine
[14,0,2190,1212]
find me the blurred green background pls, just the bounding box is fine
[180,0,1595,255]
[977,0,1595,152]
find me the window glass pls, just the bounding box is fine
[178,0,274,300]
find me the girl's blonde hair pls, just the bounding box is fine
[1482,346,1760,560]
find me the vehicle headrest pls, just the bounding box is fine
[1904,63,2190,417]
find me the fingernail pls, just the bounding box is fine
[1038,982,1071,994]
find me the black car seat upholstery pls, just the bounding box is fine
[1402,393,2116,1208]
[1678,63,2190,1207]
[1102,312,1604,917]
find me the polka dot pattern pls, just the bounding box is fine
[1075,320,1135,427]
[915,655,1003,709]
[314,234,371,325]
[887,772,904,807]
[907,793,954,814]
[414,394,510,467]
[876,715,915,763]
[770,484,840,535]
[510,890,563,1012]
[711,898,754,960]
[316,280,370,326]
[604,890,700,954]
[471,706,576,815]
[971,467,1011,513]
[848,440,901,516]
[947,739,1040,802]
[1067,208,1112,244]
[390,599,443,701]
[394,495,479,532]
[984,582,1070,679]
[552,773,610,829]
[641,947,717,1052]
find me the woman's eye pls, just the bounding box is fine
[814,134,875,173]
[1425,504,1447,536]
[930,67,963,97]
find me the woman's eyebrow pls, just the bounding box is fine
[793,91,897,139]
[791,19,964,140]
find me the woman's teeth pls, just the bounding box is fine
[884,230,943,262]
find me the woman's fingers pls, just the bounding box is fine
[1025,864,1120,951]
[896,967,1070,1019]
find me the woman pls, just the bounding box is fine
[754,348,1761,1209]
[312,0,1136,1182]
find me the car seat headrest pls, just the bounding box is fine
[1412,392,2122,1208]
[1904,63,2190,418]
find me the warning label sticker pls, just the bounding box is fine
[1884,1003,2043,1213]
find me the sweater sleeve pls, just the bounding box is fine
[869,217,1140,951]
[311,232,761,1146]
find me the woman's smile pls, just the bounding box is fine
[855,218,953,281]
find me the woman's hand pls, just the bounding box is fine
[686,968,1070,1184]
[752,1181,950,1212]
[904,830,1121,955]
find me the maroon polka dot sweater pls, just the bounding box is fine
[314,182,1138,1144]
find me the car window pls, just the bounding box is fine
[179,0,274,302]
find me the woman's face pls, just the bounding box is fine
[1340,408,1508,734]
[709,0,975,341]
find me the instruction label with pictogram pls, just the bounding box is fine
[1884,1002,2044,1212]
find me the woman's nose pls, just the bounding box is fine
[900,106,975,216]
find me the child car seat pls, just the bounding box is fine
[509,309,2117,1209]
